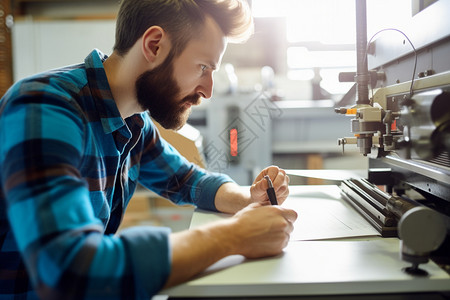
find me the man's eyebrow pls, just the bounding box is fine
[208,62,218,71]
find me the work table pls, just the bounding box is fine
[160,185,450,298]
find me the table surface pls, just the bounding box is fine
[160,185,450,298]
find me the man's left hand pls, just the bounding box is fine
[250,166,290,205]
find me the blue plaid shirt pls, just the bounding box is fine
[0,49,232,299]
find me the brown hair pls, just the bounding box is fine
[113,0,253,57]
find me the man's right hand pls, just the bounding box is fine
[229,203,298,258]
[164,203,297,288]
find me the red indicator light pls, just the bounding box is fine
[391,119,397,131]
[230,128,238,156]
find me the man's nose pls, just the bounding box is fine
[196,73,214,99]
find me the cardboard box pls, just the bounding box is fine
[120,120,203,230]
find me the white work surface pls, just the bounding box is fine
[160,185,450,298]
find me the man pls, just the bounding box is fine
[0,0,297,299]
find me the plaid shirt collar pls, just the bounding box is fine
[85,49,127,134]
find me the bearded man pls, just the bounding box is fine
[0,1,296,299]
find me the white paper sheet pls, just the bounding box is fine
[190,185,380,241]
[284,188,380,240]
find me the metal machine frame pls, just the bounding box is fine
[336,0,450,275]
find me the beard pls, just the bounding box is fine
[135,52,200,130]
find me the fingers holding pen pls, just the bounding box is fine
[251,166,290,204]
[260,166,290,205]
[273,170,290,205]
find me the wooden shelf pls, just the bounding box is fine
[12,0,119,17]
[0,0,13,97]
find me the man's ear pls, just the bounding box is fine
[141,26,169,64]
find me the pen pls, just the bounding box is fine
[264,175,278,205]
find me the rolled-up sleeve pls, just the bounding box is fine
[120,226,171,297]
[137,119,234,212]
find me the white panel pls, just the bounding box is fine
[12,19,116,82]
[12,18,38,81]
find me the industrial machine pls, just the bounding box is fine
[335,0,450,276]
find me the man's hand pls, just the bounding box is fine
[230,202,297,258]
[215,166,290,213]
[250,166,290,206]
[165,201,298,288]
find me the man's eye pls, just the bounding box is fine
[200,65,207,72]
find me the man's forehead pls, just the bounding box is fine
[182,18,228,65]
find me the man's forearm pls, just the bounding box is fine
[214,182,252,214]
[163,218,237,288]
